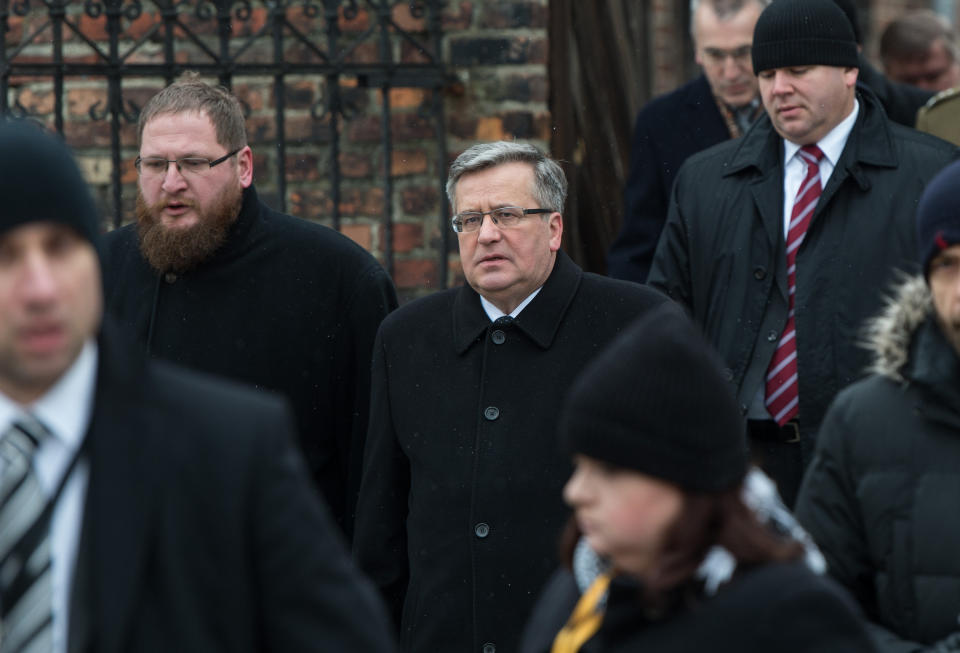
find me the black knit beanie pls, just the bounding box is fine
[916,159,960,279]
[832,0,862,45]
[559,303,748,493]
[751,0,859,74]
[0,120,101,247]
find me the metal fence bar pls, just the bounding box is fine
[1,0,451,289]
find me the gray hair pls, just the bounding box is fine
[690,0,771,37]
[880,10,958,66]
[446,141,567,215]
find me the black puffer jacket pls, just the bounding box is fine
[796,276,960,651]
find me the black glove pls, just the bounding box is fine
[930,632,960,652]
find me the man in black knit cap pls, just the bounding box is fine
[649,0,958,506]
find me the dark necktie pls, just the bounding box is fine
[765,145,824,426]
[0,417,53,653]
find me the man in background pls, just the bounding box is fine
[103,75,397,535]
[881,10,960,92]
[607,0,769,283]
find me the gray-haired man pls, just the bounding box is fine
[353,141,668,653]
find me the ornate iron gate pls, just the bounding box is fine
[0,0,452,284]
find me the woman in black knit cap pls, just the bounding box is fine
[519,304,876,653]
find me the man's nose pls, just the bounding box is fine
[160,161,188,193]
[476,213,501,243]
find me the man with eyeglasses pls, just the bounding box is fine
[607,0,770,283]
[353,141,668,653]
[102,74,398,537]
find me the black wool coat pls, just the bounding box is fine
[648,88,958,462]
[796,277,960,651]
[353,251,669,653]
[102,186,397,533]
[69,322,397,653]
[519,562,877,653]
[607,75,732,283]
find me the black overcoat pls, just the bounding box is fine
[68,323,397,652]
[519,562,877,653]
[648,89,958,461]
[796,277,960,651]
[353,251,668,653]
[607,75,731,283]
[102,186,397,532]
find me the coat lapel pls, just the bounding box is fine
[83,323,159,653]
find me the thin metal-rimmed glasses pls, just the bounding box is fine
[135,147,242,178]
[451,207,552,233]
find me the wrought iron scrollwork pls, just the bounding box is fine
[12,0,32,17]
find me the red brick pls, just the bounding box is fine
[231,7,268,37]
[233,84,265,112]
[392,3,426,31]
[347,116,381,143]
[17,87,55,115]
[392,114,434,140]
[381,222,425,253]
[340,151,373,178]
[401,186,441,215]
[400,40,433,65]
[475,116,504,141]
[391,149,428,176]
[340,187,385,216]
[67,87,108,118]
[64,121,113,148]
[344,42,379,65]
[341,224,372,251]
[286,154,321,181]
[393,259,438,289]
[340,7,371,32]
[389,87,427,109]
[290,189,334,217]
[246,116,277,143]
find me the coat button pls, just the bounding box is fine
[766,330,778,342]
[753,266,766,280]
[164,272,177,284]
[491,330,506,345]
[740,404,748,415]
[722,367,733,382]
[475,523,490,538]
[482,644,496,653]
[484,406,499,421]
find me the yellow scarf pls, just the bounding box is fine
[550,572,613,653]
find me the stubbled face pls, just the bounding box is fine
[136,111,252,272]
[885,40,960,91]
[563,455,684,577]
[694,1,763,108]
[929,243,960,355]
[758,65,859,145]
[0,223,102,404]
[455,162,562,314]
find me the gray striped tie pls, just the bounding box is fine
[0,418,53,653]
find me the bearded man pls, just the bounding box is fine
[103,75,398,536]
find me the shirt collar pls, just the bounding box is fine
[783,98,860,168]
[480,287,542,321]
[0,340,98,449]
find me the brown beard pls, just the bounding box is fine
[135,185,242,274]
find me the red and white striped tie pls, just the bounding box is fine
[765,144,824,426]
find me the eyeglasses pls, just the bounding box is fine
[701,45,752,66]
[135,147,242,178]
[451,207,552,233]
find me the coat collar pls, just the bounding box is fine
[452,250,583,354]
[196,184,261,270]
[726,88,897,275]
[84,320,160,653]
[725,87,897,181]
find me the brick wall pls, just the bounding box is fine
[4,1,550,301]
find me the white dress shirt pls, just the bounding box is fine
[780,99,860,236]
[480,287,543,322]
[0,340,97,653]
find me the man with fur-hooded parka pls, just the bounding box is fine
[796,160,960,652]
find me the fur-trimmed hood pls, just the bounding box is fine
[861,275,932,382]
